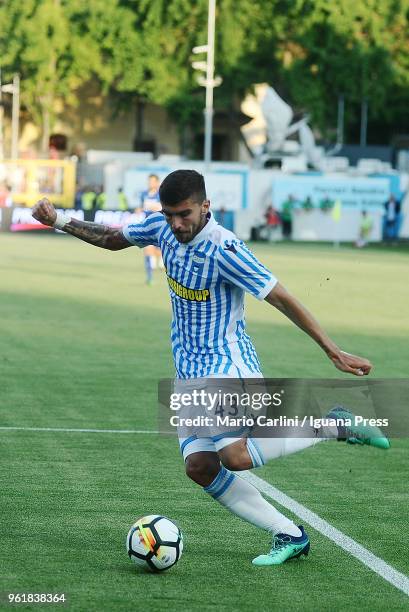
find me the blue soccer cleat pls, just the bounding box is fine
[326,405,390,449]
[252,526,310,566]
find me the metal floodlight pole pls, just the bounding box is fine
[204,0,216,172]
[192,1,221,170]
[11,74,20,160]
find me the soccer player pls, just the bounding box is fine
[32,170,389,566]
[140,174,163,284]
[140,174,161,213]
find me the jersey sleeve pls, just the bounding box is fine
[122,211,164,247]
[217,239,278,300]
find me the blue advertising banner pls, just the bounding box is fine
[272,176,390,210]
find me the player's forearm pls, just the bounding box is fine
[62,218,130,251]
[266,284,339,358]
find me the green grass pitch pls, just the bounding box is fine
[1,233,408,611]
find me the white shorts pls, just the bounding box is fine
[174,374,265,460]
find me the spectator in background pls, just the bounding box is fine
[264,204,281,242]
[141,174,161,213]
[383,194,401,243]
[356,210,373,248]
[118,188,129,212]
[96,186,107,210]
[320,195,334,212]
[301,196,314,212]
[81,186,97,221]
[281,195,295,240]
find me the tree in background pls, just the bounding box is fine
[214,0,409,144]
[0,0,408,153]
[273,0,409,142]
[0,0,141,152]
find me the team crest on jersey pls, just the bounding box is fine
[167,274,210,301]
[192,253,206,264]
[191,252,206,271]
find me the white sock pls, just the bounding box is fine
[246,414,341,468]
[204,466,301,536]
[246,436,327,467]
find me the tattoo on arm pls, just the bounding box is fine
[63,218,131,250]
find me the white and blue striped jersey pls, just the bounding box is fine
[122,212,277,379]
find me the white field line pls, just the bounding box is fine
[242,471,409,598]
[1,425,408,597]
[0,426,171,434]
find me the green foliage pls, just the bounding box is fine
[274,0,409,137]
[121,0,209,127]
[0,0,408,146]
[0,0,143,145]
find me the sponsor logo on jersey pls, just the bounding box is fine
[167,274,210,301]
[224,241,237,254]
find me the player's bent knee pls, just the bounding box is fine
[219,455,251,471]
[218,440,253,471]
[185,452,220,487]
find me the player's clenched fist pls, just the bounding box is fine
[330,350,372,376]
[32,198,57,227]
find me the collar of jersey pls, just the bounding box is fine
[177,212,216,248]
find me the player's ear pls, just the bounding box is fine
[201,199,210,215]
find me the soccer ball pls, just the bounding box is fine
[126,515,183,572]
